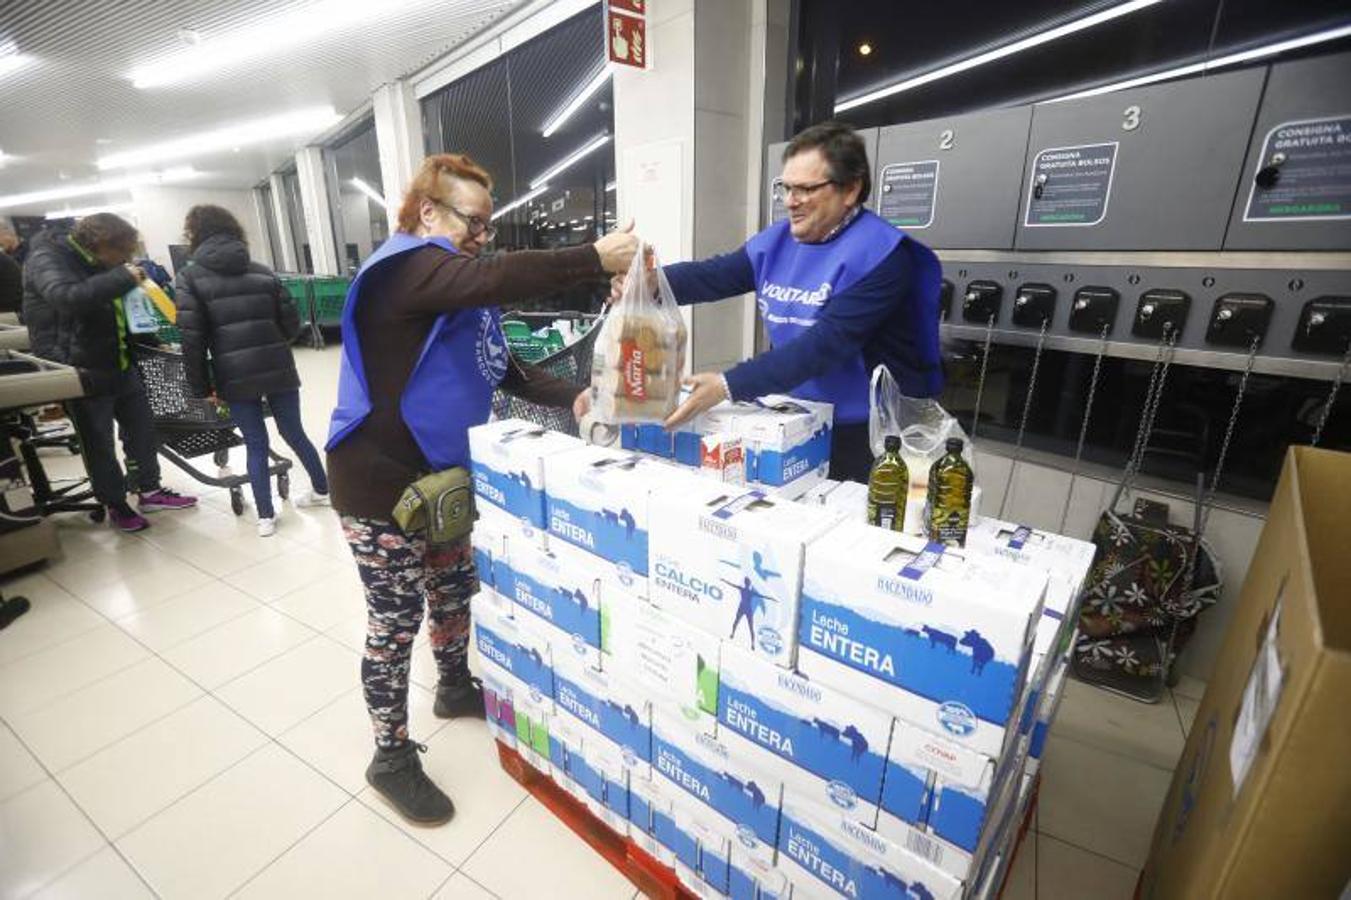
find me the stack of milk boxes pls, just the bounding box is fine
[621,395,833,499]
[467,418,1094,900]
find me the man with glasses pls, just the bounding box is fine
[652,121,943,482]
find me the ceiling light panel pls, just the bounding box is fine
[529,135,612,190]
[541,63,611,138]
[97,107,342,171]
[0,167,198,211]
[129,0,426,89]
[834,0,1165,113]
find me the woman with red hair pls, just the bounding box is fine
[326,153,637,825]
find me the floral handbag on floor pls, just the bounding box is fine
[1072,327,1254,701]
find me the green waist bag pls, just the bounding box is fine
[392,467,475,546]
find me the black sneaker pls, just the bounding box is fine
[365,742,454,825]
[0,594,31,630]
[434,677,486,719]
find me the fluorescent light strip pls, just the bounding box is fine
[834,0,1164,113]
[98,106,341,171]
[0,52,33,80]
[541,63,611,138]
[491,185,550,221]
[0,167,198,211]
[129,0,423,89]
[349,177,387,207]
[1046,22,1351,103]
[45,201,136,221]
[529,135,612,190]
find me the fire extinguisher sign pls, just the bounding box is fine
[607,1,648,70]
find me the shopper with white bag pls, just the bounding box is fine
[618,122,944,482]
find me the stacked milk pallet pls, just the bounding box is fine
[621,395,833,500]
[467,418,1094,899]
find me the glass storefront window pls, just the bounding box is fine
[422,6,616,314]
[324,120,388,274]
[280,169,311,274]
[257,182,285,272]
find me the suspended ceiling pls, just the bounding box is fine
[0,0,532,215]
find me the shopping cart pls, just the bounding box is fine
[135,346,293,516]
[491,311,603,437]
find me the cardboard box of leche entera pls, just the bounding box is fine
[551,644,652,771]
[542,445,671,596]
[649,482,842,668]
[470,593,555,713]
[492,534,606,667]
[468,419,582,528]
[472,502,547,593]
[796,523,1046,757]
[777,796,962,900]
[1139,447,1351,900]
[716,641,894,827]
[608,596,721,735]
[650,714,782,891]
[877,718,1012,882]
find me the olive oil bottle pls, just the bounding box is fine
[867,435,909,531]
[927,437,973,546]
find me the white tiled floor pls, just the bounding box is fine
[0,346,1201,899]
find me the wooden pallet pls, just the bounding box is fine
[495,740,697,900]
[495,740,1039,900]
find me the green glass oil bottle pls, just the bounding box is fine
[927,437,973,546]
[867,435,909,531]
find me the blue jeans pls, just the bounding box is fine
[229,390,328,518]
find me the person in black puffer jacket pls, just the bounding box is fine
[175,204,329,537]
[23,215,198,532]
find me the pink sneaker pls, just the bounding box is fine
[138,488,198,512]
[109,504,150,532]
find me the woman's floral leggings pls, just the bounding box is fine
[342,515,475,750]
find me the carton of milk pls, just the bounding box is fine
[796,524,1046,757]
[492,535,606,668]
[649,483,841,668]
[471,593,555,712]
[472,502,548,592]
[875,719,1001,881]
[608,598,721,735]
[716,641,895,827]
[727,395,832,494]
[552,647,652,768]
[651,713,783,851]
[468,419,583,528]
[543,445,671,590]
[776,797,962,900]
[569,725,632,834]
[1024,653,1070,778]
[700,434,746,485]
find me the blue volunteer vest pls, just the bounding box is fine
[744,209,942,423]
[326,232,508,470]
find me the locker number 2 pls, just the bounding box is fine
[1122,105,1141,132]
[939,129,955,150]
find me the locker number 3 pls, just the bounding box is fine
[1122,105,1141,132]
[939,129,955,150]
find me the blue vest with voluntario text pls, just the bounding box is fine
[744,209,941,423]
[326,232,508,469]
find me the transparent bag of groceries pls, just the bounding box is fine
[868,364,974,489]
[590,244,687,423]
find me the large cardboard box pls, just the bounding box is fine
[468,419,582,528]
[796,526,1046,757]
[1138,447,1351,900]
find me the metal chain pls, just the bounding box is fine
[969,313,996,442]
[1113,326,1177,512]
[1196,335,1261,539]
[999,318,1050,519]
[1311,340,1351,447]
[1057,322,1111,533]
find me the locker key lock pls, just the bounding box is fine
[939,279,954,322]
[1132,289,1190,340]
[1069,286,1119,334]
[1293,296,1351,355]
[1012,283,1056,328]
[1255,152,1285,191]
[1206,293,1272,348]
[1033,173,1049,200]
[962,280,1003,324]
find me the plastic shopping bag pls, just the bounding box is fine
[869,364,973,488]
[590,243,687,424]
